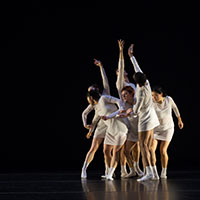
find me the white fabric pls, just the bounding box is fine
[130,56,160,132]
[90,95,128,144]
[81,65,110,137]
[153,96,180,131]
[153,96,180,141]
[115,58,138,141]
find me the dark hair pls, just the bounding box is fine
[121,86,135,95]
[87,89,101,102]
[133,72,147,86]
[152,85,167,97]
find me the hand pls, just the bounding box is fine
[118,39,124,52]
[126,108,133,115]
[86,132,92,139]
[128,44,134,57]
[94,59,103,68]
[101,116,108,121]
[120,109,126,113]
[178,119,184,129]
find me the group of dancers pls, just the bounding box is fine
[81,40,184,182]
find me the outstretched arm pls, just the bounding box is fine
[116,39,125,99]
[128,44,143,73]
[94,59,110,95]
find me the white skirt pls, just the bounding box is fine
[93,121,107,139]
[154,127,174,142]
[138,106,160,132]
[104,132,127,146]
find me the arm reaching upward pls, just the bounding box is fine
[128,44,143,73]
[116,39,125,99]
[94,59,110,95]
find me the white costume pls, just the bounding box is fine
[82,65,110,138]
[90,95,128,146]
[153,96,180,141]
[130,56,160,132]
[115,58,138,142]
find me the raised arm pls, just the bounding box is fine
[94,59,110,95]
[116,39,125,99]
[128,44,143,73]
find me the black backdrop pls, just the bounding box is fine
[1,4,199,172]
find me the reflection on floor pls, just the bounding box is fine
[0,170,200,200]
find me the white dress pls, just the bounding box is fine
[90,95,128,146]
[115,58,138,142]
[153,96,180,142]
[81,66,110,139]
[130,56,160,132]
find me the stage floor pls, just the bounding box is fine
[0,170,200,200]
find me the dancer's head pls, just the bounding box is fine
[88,84,100,93]
[86,89,101,105]
[152,85,167,103]
[133,72,147,87]
[121,86,135,104]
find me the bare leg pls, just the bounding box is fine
[107,145,123,180]
[160,141,170,179]
[120,145,128,177]
[150,139,159,180]
[103,144,113,171]
[137,129,154,182]
[150,139,158,166]
[81,137,104,178]
[132,141,144,177]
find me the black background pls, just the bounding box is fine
[1,3,199,172]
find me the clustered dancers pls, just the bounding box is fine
[81,40,184,182]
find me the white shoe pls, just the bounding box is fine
[106,174,114,181]
[81,169,87,179]
[152,174,160,180]
[137,174,153,182]
[101,175,106,179]
[125,171,136,178]
[135,168,144,177]
[160,175,167,179]
[121,172,128,178]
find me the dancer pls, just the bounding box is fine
[151,85,184,179]
[128,44,160,182]
[81,59,110,179]
[88,89,128,180]
[116,39,143,178]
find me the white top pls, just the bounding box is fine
[82,66,110,127]
[154,96,180,131]
[89,95,128,136]
[130,56,160,132]
[115,58,137,133]
[116,58,136,99]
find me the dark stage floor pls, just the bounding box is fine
[0,170,200,200]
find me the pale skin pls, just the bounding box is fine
[120,89,141,169]
[116,39,141,170]
[151,91,184,168]
[128,43,154,169]
[83,59,109,169]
